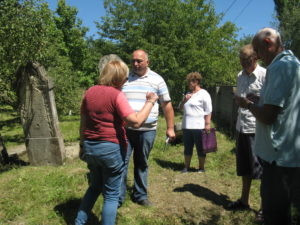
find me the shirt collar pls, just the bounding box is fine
[243,64,261,78]
[269,50,294,67]
[130,67,150,78]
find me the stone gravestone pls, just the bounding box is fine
[98,54,123,74]
[16,62,65,166]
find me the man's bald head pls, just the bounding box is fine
[131,49,149,76]
[252,28,284,65]
[252,28,283,48]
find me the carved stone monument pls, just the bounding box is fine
[16,62,65,166]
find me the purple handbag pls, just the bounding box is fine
[201,128,217,153]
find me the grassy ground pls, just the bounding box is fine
[0,106,261,225]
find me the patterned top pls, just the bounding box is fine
[122,68,171,130]
[254,50,300,167]
[236,65,266,133]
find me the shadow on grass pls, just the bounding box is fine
[174,183,231,209]
[0,117,21,130]
[2,134,25,145]
[54,198,101,225]
[153,158,183,171]
[0,155,29,173]
[230,147,236,154]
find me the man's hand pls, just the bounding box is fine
[234,95,253,109]
[166,127,176,141]
[246,93,260,104]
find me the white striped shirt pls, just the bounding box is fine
[122,68,171,130]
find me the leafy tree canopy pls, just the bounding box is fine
[0,0,96,114]
[274,0,300,57]
[97,0,241,103]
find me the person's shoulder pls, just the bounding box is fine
[256,64,266,72]
[282,53,300,67]
[147,69,164,79]
[199,89,210,96]
[255,64,267,78]
[272,51,299,71]
[85,85,99,93]
[237,70,244,78]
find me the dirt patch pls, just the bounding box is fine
[7,142,80,161]
[148,169,232,224]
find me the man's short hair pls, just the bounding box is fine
[133,49,149,61]
[240,44,256,58]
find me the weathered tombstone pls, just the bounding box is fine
[16,62,65,166]
[98,54,123,74]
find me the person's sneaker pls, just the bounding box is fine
[181,168,189,173]
[198,169,205,173]
[136,199,153,207]
[255,209,264,223]
[227,199,250,210]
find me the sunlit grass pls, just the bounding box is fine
[0,109,262,224]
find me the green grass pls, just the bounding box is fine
[0,108,262,225]
[0,106,80,147]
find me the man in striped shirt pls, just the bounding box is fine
[119,49,175,206]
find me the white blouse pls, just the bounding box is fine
[182,89,212,129]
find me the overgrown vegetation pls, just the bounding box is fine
[0,0,244,114]
[274,0,300,58]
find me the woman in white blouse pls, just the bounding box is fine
[179,72,212,173]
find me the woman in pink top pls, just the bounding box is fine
[75,60,158,225]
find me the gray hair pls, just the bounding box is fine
[253,27,283,48]
[98,54,123,75]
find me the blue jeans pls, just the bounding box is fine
[75,140,125,225]
[183,129,206,157]
[119,129,156,204]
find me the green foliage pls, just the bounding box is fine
[274,0,300,58]
[54,0,88,71]
[0,0,60,106]
[97,0,241,104]
[0,0,98,114]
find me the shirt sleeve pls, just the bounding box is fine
[157,77,171,102]
[264,62,294,107]
[203,91,213,115]
[115,92,135,118]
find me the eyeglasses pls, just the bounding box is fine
[187,79,198,83]
[131,59,144,63]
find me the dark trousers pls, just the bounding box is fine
[261,160,300,225]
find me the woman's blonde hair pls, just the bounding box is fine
[99,60,129,88]
[186,72,202,84]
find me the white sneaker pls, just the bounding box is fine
[198,169,205,173]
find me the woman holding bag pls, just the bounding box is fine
[179,72,212,173]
